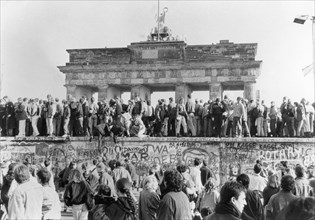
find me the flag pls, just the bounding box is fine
[302,63,314,76]
[293,15,309,24]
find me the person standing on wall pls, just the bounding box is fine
[62,99,71,137]
[232,97,245,138]
[168,97,177,136]
[88,97,99,138]
[186,94,196,137]
[53,97,63,136]
[175,97,188,137]
[211,98,224,138]
[15,97,28,137]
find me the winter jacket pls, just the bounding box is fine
[205,202,242,220]
[15,103,28,121]
[105,197,136,220]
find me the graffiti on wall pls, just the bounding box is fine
[1,145,36,162]
[102,141,220,176]
[1,138,314,187]
[220,142,315,183]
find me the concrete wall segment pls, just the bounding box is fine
[1,137,313,187]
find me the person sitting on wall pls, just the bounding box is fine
[129,114,146,137]
[95,117,125,143]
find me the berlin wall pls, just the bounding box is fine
[1,137,314,186]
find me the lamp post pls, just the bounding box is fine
[294,15,315,102]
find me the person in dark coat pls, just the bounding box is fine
[0,163,17,212]
[88,185,114,220]
[266,175,298,220]
[64,169,94,220]
[80,96,90,137]
[262,173,280,206]
[58,161,75,189]
[3,96,16,136]
[200,159,215,186]
[205,181,247,220]
[236,174,263,220]
[69,98,81,136]
[211,98,224,137]
[15,97,28,137]
[0,98,6,136]
[105,178,137,220]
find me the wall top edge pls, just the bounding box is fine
[1,137,314,144]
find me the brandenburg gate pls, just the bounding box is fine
[58,17,262,102]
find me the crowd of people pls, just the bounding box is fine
[0,156,315,220]
[0,94,314,139]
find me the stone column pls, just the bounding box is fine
[65,85,76,101]
[130,85,151,101]
[209,83,222,101]
[175,83,192,103]
[244,82,255,101]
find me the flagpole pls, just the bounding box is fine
[157,0,160,41]
[313,2,315,103]
[312,17,315,102]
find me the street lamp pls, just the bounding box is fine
[294,15,315,102]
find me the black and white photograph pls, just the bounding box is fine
[0,1,314,220]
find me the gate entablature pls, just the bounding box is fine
[58,40,262,102]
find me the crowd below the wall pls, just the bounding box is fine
[0,155,315,220]
[0,94,314,139]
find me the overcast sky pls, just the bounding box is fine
[1,0,314,106]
